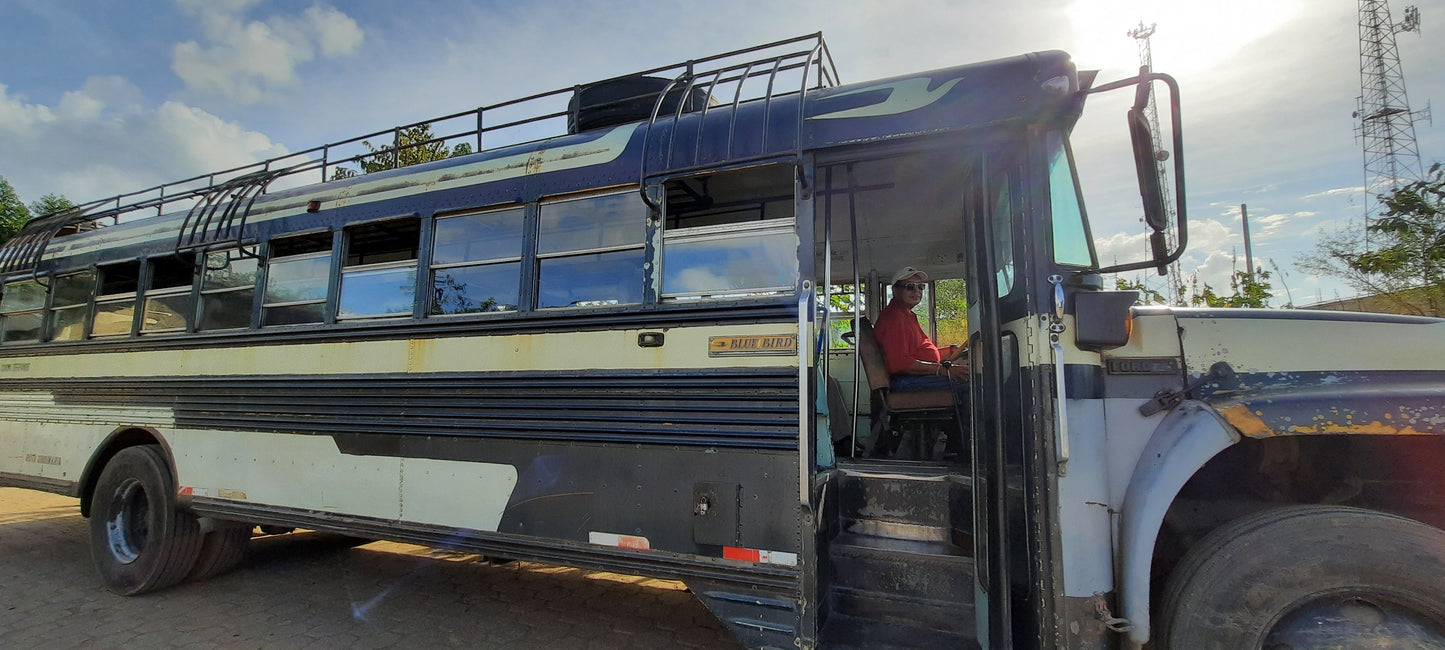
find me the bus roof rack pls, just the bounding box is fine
[5,33,837,283]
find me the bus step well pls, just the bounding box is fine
[821,470,978,647]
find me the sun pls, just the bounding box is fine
[1066,0,1305,75]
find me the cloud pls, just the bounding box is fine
[170,2,362,105]
[1302,186,1364,200]
[0,78,288,208]
[1250,211,1318,239]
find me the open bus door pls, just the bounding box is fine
[967,147,1015,649]
[812,141,1042,647]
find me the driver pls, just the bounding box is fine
[873,267,967,391]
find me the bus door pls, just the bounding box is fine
[967,143,1041,648]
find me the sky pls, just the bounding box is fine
[0,0,1441,307]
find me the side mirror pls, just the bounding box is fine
[1129,107,1167,233]
[1084,68,1188,276]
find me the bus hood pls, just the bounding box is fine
[1165,308,1445,438]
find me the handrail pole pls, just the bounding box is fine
[392,127,402,170]
[693,70,724,167]
[761,56,785,155]
[726,62,757,160]
[666,71,701,170]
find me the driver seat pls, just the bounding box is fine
[853,317,959,458]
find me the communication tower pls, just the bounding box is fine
[1128,22,1184,304]
[1355,1,1429,230]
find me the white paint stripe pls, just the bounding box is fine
[0,324,799,379]
[0,391,175,426]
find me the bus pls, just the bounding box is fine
[1,33,1443,649]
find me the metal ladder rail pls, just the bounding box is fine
[638,48,829,211]
[174,166,296,260]
[0,205,107,288]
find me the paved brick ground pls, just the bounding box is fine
[0,488,738,649]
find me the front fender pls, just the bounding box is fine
[1118,400,1239,645]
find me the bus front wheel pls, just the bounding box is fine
[88,445,203,595]
[1158,505,1445,649]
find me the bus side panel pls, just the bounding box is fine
[0,392,175,493]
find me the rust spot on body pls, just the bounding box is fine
[1220,404,1275,438]
[1288,421,1424,435]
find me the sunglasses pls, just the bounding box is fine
[901,282,925,291]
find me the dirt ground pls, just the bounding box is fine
[0,487,738,649]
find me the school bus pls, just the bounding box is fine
[1,34,1442,648]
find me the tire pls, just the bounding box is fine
[186,525,251,581]
[1158,505,1445,649]
[88,445,204,595]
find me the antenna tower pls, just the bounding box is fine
[1128,22,1184,304]
[1356,1,1429,233]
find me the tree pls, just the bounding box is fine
[331,124,474,180]
[0,176,32,243]
[1184,267,1273,308]
[1300,162,1445,316]
[1118,260,1273,308]
[28,194,77,218]
[1116,277,1168,305]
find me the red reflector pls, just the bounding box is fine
[723,546,761,562]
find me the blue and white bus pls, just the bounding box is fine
[3,34,1444,649]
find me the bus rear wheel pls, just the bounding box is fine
[88,445,203,595]
[1158,505,1445,649]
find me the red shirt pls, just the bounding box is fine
[873,301,942,375]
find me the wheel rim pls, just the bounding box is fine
[1265,593,1445,649]
[105,478,150,564]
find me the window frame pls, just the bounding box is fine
[262,232,334,327]
[198,250,261,331]
[47,270,97,341]
[428,205,526,317]
[139,255,196,334]
[659,217,799,300]
[337,217,421,321]
[91,261,142,338]
[535,189,647,310]
[0,278,48,344]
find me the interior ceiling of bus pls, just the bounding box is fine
[815,149,971,286]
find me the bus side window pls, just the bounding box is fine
[199,251,259,330]
[142,255,195,333]
[661,165,797,300]
[339,219,420,320]
[0,279,47,344]
[263,232,332,326]
[48,270,96,341]
[93,262,140,337]
[536,191,645,309]
[430,206,524,315]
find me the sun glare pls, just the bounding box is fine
[1067,0,1305,74]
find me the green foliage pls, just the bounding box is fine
[27,194,77,218]
[1117,261,1273,309]
[1115,277,1167,305]
[1300,162,1445,316]
[331,125,474,180]
[1185,267,1273,308]
[0,177,33,243]
[932,277,968,346]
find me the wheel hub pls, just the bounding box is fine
[105,478,150,564]
[1265,595,1445,650]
